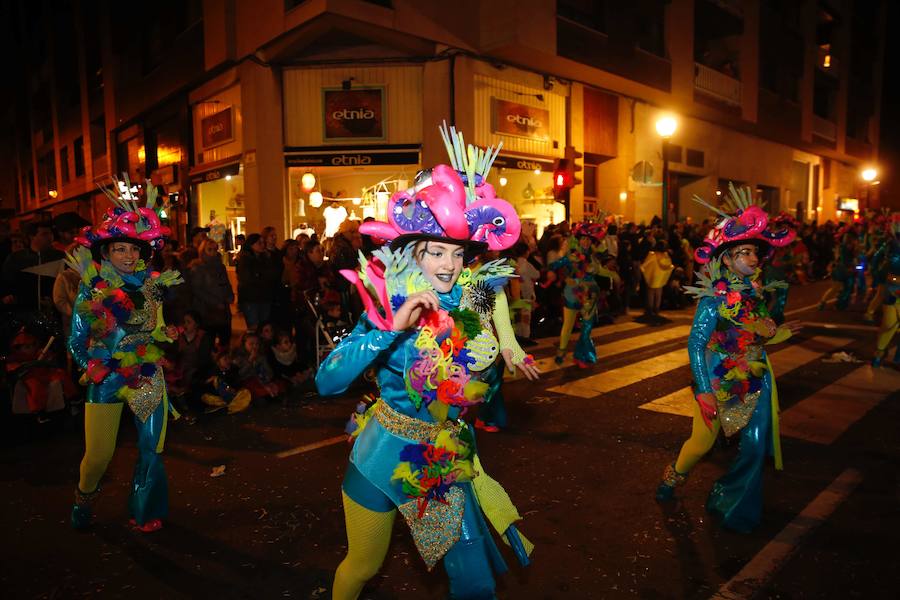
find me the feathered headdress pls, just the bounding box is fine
[693,183,795,264]
[75,174,171,260]
[571,221,607,242]
[359,122,521,252]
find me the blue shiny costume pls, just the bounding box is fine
[683,281,781,532]
[317,286,514,598]
[68,268,172,525]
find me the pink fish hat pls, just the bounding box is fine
[75,174,172,261]
[359,122,521,255]
[693,183,795,264]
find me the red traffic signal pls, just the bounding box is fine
[553,159,573,197]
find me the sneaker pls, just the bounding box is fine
[129,518,163,533]
[474,419,500,433]
[554,350,566,365]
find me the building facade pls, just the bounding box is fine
[0,0,888,241]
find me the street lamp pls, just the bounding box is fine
[861,167,878,209]
[655,116,678,229]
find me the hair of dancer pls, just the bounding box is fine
[548,221,614,368]
[655,184,797,533]
[316,123,537,599]
[67,175,183,532]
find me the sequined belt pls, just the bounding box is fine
[373,400,462,444]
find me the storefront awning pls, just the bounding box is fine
[189,160,241,185]
[492,154,555,172]
[284,144,420,167]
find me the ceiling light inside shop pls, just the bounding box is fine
[301,172,317,192]
[533,169,541,175]
[619,192,627,201]
[351,197,361,205]
[309,191,324,208]
[225,175,232,181]
[499,176,508,187]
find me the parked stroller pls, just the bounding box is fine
[303,289,353,369]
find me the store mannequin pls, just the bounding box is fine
[323,202,348,238]
[207,210,226,245]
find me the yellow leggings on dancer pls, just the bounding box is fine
[78,402,124,494]
[332,492,396,600]
[875,302,899,359]
[673,400,721,474]
[865,284,886,320]
[558,307,579,350]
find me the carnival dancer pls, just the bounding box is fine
[68,177,183,532]
[549,222,615,367]
[818,227,858,311]
[764,213,800,325]
[864,222,891,323]
[316,124,538,599]
[872,215,900,367]
[655,184,798,533]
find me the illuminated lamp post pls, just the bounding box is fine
[655,116,678,229]
[861,167,878,210]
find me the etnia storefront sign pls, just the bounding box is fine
[492,98,550,141]
[322,88,386,141]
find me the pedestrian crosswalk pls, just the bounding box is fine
[532,317,898,447]
[506,323,691,380]
[637,335,855,417]
[779,366,900,444]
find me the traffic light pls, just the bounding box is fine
[553,159,573,199]
[564,145,583,189]
[552,146,584,201]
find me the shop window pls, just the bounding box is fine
[195,169,245,257]
[74,137,85,176]
[60,146,70,183]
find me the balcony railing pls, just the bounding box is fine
[812,115,837,141]
[694,63,742,107]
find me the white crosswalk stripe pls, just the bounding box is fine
[779,366,900,444]
[637,336,855,417]
[547,347,691,398]
[505,323,690,380]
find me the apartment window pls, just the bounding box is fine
[37,151,56,198]
[91,116,107,159]
[74,137,85,176]
[60,146,70,183]
[558,0,607,33]
[635,0,666,57]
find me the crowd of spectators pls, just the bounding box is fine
[0,211,873,428]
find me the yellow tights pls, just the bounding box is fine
[332,491,397,600]
[78,403,124,494]
[558,307,578,351]
[674,400,721,474]
[875,303,899,358]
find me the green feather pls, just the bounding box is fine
[450,309,482,339]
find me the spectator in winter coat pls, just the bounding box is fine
[189,239,234,347]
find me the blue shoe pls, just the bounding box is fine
[655,463,687,502]
[71,487,99,530]
[655,482,676,502]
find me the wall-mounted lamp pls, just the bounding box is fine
[342,77,355,91]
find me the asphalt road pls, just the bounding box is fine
[1,280,898,599]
